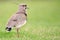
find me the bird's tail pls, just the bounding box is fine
[5,27,12,32]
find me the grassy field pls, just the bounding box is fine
[0,1,60,40]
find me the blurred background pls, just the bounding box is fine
[0,0,60,40]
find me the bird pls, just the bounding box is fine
[5,4,28,37]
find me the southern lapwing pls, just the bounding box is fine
[5,4,28,37]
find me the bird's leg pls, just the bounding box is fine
[17,28,19,38]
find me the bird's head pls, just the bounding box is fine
[19,3,28,10]
[5,27,12,32]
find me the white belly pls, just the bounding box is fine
[16,20,26,28]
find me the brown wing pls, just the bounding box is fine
[6,14,19,27]
[6,13,27,27]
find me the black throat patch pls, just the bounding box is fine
[16,12,27,16]
[24,13,27,16]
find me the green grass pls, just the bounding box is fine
[0,1,60,40]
